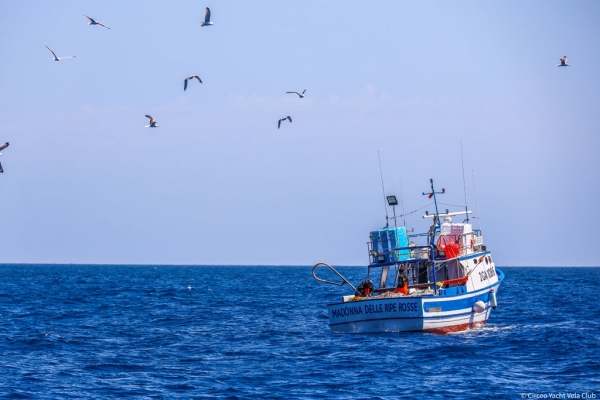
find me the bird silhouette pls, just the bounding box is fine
[278,116,292,129]
[84,15,111,29]
[286,87,309,98]
[201,7,213,27]
[45,46,76,61]
[0,142,9,173]
[557,56,569,67]
[184,75,202,91]
[145,115,159,128]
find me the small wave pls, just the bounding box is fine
[472,324,518,333]
[0,392,37,399]
[444,324,517,336]
[84,363,146,372]
[164,384,196,391]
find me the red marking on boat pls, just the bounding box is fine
[441,276,469,286]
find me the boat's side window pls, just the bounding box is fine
[485,257,489,265]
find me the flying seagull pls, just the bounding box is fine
[286,87,309,98]
[0,142,9,173]
[145,115,159,128]
[84,15,111,29]
[557,56,569,67]
[201,7,213,27]
[45,46,76,61]
[278,116,292,129]
[184,75,202,91]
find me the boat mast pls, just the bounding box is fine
[460,141,469,223]
[422,179,444,297]
[423,178,445,234]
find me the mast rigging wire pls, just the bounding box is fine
[390,202,433,219]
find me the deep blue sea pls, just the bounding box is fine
[0,265,598,399]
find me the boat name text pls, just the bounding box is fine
[331,302,419,319]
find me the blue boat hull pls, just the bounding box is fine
[327,269,504,333]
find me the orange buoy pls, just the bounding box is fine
[445,242,460,258]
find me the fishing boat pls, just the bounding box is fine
[312,179,504,333]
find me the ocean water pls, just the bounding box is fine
[0,265,598,399]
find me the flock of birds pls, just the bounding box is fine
[0,8,572,174]
[141,8,307,131]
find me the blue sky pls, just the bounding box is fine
[1,1,599,266]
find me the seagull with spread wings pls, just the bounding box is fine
[145,115,159,128]
[278,116,292,129]
[45,46,76,62]
[286,87,309,98]
[557,56,569,67]
[0,142,9,173]
[84,15,111,29]
[184,75,202,91]
[201,7,213,27]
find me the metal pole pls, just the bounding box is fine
[472,170,482,231]
[430,245,437,295]
[460,140,469,223]
[431,179,441,231]
[400,180,407,227]
[378,151,389,228]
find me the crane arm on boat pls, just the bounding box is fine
[312,262,358,292]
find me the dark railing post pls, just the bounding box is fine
[430,245,437,295]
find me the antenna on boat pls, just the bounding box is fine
[460,140,469,223]
[377,151,389,228]
[472,169,482,231]
[399,180,407,227]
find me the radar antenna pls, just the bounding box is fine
[377,151,389,228]
[472,170,482,231]
[399,180,407,227]
[460,140,469,223]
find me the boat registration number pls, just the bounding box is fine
[479,267,496,282]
